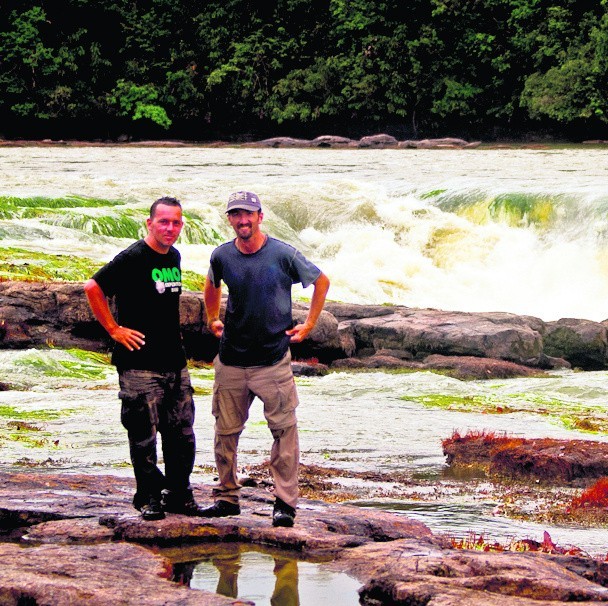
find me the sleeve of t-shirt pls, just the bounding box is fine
[208,251,222,288]
[289,249,321,288]
[91,251,127,297]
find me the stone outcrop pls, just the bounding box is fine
[545,318,608,370]
[337,308,546,365]
[241,134,481,149]
[443,434,608,484]
[2,280,608,373]
[1,471,608,605]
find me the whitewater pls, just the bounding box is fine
[2,145,608,321]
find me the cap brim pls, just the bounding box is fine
[226,204,261,213]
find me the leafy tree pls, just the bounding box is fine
[1,0,608,139]
[520,8,608,123]
[106,79,171,128]
[0,4,84,118]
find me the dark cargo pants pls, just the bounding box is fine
[118,367,195,509]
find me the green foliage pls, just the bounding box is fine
[0,404,64,420]
[108,80,172,128]
[1,0,608,136]
[180,211,225,245]
[14,350,109,380]
[404,392,608,434]
[521,60,604,122]
[0,195,125,210]
[38,211,146,239]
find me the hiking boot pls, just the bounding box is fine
[199,500,241,518]
[140,497,165,521]
[161,489,207,517]
[272,498,296,527]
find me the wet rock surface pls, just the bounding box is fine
[443,434,608,484]
[1,471,608,605]
[3,281,607,372]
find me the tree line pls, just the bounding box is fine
[1,0,607,141]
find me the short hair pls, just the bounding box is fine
[150,196,182,218]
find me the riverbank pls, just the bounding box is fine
[1,134,480,149]
[1,468,608,605]
[2,135,608,150]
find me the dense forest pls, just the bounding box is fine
[1,0,607,142]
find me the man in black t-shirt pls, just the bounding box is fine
[84,197,205,521]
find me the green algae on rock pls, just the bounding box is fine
[0,246,206,290]
[405,393,608,436]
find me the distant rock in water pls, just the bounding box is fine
[0,134,480,149]
[243,133,480,149]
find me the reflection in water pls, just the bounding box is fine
[171,545,360,606]
[271,558,299,606]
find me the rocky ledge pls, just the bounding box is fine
[0,134,481,149]
[2,281,608,375]
[443,433,608,485]
[1,471,608,605]
[240,134,482,149]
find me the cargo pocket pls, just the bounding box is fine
[170,379,195,428]
[119,390,158,436]
[278,375,299,414]
[265,375,298,430]
[211,384,220,420]
[212,384,249,435]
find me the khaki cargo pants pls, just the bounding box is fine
[211,351,300,508]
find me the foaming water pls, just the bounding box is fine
[2,147,608,319]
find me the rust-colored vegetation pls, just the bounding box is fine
[571,477,608,511]
[442,430,525,469]
[444,429,526,449]
[297,357,319,365]
[449,530,589,557]
[443,430,608,484]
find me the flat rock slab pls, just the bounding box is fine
[3,281,606,371]
[335,539,608,605]
[0,542,237,606]
[1,471,608,605]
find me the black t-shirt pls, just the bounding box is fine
[208,236,321,367]
[92,239,186,371]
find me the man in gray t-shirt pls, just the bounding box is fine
[202,191,330,527]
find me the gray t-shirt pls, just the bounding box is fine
[208,236,321,367]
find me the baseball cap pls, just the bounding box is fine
[226,191,262,213]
